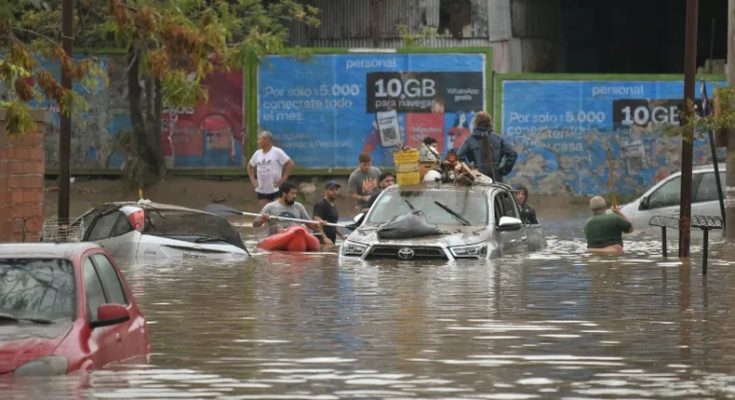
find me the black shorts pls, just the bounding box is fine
[256,191,280,201]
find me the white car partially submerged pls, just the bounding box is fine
[340,182,546,261]
[70,201,249,262]
[619,164,725,231]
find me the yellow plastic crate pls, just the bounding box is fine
[393,148,420,164]
[396,171,421,186]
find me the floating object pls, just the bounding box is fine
[258,225,321,252]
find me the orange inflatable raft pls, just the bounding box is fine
[257,225,321,252]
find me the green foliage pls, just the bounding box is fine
[398,24,438,48]
[663,85,735,141]
[1,1,105,135]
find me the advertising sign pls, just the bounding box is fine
[501,79,726,195]
[258,53,486,168]
[162,71,244,167]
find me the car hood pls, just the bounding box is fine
[0,320,72,374]
[349,225,490,246]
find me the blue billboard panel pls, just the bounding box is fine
[258,53,487,168]
[501,80,726,196]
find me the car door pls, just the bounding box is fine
[90,253,146,358]
[692,171,726,219]
[85,211,137,258]
[83,253,140,367]
[636,175,684,227]
[492,190,526,253]
[82,256,118,368]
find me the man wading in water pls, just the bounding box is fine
[584,195,633,253]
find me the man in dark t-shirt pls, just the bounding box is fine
[313,180,343,246]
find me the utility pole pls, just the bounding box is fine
[59,0,72,223]
[679,0,698,258]
[726,0,735,239]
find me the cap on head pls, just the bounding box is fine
[589,195,607,212]
[325,180,341,190]
[257,130,273,141]
[514,184,528,197]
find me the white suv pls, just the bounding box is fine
[619,164,725,231]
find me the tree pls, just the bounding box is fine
[1,1,103,135]
[1,0,319,186]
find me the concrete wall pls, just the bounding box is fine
[0,111,49,242]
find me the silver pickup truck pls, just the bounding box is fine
[340,182,546,261]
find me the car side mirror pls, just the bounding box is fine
[353,213,365,223]
[497,216,523,231]
[91,304,130,329]
[639,196,649,210]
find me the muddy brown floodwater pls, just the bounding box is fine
[5,180,735,399]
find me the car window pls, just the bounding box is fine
[91,254,127,305]
[83,258,106,321]
[694,172,725,203]
[0,258,75,321]
[494,191,518,225]
[143,209,245,249]
[366,189,488,226]
[87,211,130,240]
[647,176,681,209]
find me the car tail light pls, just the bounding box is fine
[128,210,145,232]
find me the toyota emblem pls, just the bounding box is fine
[397,247,415,260]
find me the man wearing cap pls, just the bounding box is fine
[584,195,633,253]
[313,180,344,246]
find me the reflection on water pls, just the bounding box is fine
[4,222,735,399]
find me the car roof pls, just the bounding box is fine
[94,200,211,214]
[385,183,506,194]
[0,242,101,259]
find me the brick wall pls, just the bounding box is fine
[0,112,49,242]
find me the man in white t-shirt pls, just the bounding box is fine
[247,131,295,206]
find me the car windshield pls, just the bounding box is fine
[144,209,245,249]
[366,188,488,226]
[0,259,75,322]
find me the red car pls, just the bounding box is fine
[0,243,149,376]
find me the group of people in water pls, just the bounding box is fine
[248,110,633,253]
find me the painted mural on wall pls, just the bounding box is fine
[162,71,244,167]
[501,79,727,196]
[28,56,243,170]
[257,53,486,168]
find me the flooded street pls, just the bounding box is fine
[4,213,735,399]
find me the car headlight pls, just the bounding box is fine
[341,240,368,256]
[449,243,487,258]
[14,356,68,376]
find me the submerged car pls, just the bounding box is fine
[619,164,725,231]
[340,182,546,261]
[71,201,248,261]
[0,243,149,376]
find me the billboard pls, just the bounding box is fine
[501,79,726,196]
[162,71,244,167]
[257,53,487,168]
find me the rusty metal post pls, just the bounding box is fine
[58,0,73,223]
[679,0,698,258]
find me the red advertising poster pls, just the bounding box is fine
[161,71,244,167]
[405,113,446,152]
